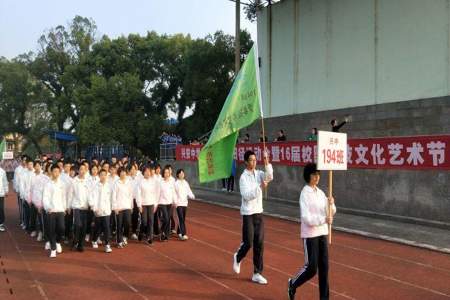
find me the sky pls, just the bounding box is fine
[0,0,257,59]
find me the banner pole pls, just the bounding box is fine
[328,170,333,245]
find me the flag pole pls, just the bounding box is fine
[328,170,333,245]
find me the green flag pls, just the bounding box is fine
[0,139,5,154]
[198,45,262,183]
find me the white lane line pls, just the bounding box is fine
[103,263,149,300]
[191,200,450,269]
[188,218,450,298]
[5,229,49,300]
[190,236,356,300]
[144,245,254,300]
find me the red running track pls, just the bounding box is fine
[0,189,449,300]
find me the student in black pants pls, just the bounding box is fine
[174,169,195,241]
[91,169,113,253]
[288,163,336,300]
[0,165,8,232]
[136,165,159,244]
[112,167,133,248]
[158,166,176,242]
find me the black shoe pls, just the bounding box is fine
[288,278,295,300]
[147,239,153,245]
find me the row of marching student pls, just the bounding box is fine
[12,155,195,258]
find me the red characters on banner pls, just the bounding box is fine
[175,135,450,170]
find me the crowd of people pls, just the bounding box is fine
[9,154,195,258]
[160,132,183,144]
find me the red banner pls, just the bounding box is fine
[176,135,450,170]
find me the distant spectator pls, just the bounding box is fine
[274,130,287,142]
[331,117,348,132]
[240,133,250,143]
[191,139,200,145]
[259,132,268,143]
[307,128,318,141]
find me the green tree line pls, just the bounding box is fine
[0,16,253,158]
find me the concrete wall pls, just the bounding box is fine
[171,96,450,224]
[257,0,450,117]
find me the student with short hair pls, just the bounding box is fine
[42,165,66,258]
[158,166,176,242]
[69,164,90,252]
[91,169,113,253]
[29,161,44,240]
[112,167,133,248]
[128,164,141,240]
[288,163,336,300]
[233,150,273,285]
[136,165,160,244]
[20,159,35,233]
[174,169,194,241]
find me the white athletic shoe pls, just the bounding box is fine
[131,233,138,240]
[85,234,90,242]
[182,235,189,241]
[21,224,26,230]
[252,273,268,285]
[45,241,51,250]
[171,229,177,235]
[178,234,183,239]
[233,253,241,274]
[96,238,103,245]
[92,241,98,249]
[56,243,62,254]
[105,245,112,253]
[36,232,43,242]
[123,237,128,245]
[0,225,5,232]
[50,250,57,258]
[221,188,227,192]
[30,231,37,237]
[117,242,124,249]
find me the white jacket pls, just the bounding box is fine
[69,176,90,210]
[13,165,24,193]
[43,178,67,213]
[299,185,336,238]
[21,169,35,203]
[174,179,194,207]
[159,178,176,205]
[91,181,112,217]
[136,176,160,207]
[60,173,73,209]
[0,167,8,197]
[239,164,273,215]
[112,179,134,211]
[128,175,140,199]
[30,172,46,208]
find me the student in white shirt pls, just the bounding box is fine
[42,163,52,248]
[86,164,100,243]
[13,155,26,227]
[0,165,9,232]
[288,163,336,300]
[167,165,178,235]
[128,164,141,240]
[158,166,176,242]
[136,165,160,244]
[91,169,112,253]
[233,150,273,285]
[153,164,162,238]
[69,164,90,252]
[29,161,43,239]
[112,167,133,248]
[42,164,67,258]
[21,159,35,233]
[60,161,73,244]
[174,169,195,241]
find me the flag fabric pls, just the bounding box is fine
[198,44,263,183]
[0,139,6,155]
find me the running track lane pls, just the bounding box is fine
[0,189,449,299]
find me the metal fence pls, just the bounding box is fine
[159,143,177,160]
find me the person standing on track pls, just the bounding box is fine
[233,150,273,285]
[42,164,67,258]
[158,166,176,242]
[0,164,9,232]
[174,169,194,241]
[112,167,133,248]
[136,165,160,244]
[91,169,113,253]
[288,163,336,300]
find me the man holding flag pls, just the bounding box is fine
[197,44,274,284]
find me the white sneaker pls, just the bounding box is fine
[182,235,189,241]
[178,234,183,239]
[45,241,51,250]
[131,233,138,240]
[233,253,241,274]
[36,232,43,242]
[123,237,128,245]
[171,229,177,235]
[96,238,103,245]
[221,188,227,191]
[21,224,26,230]
[92,241,98,249]
[252,273,268,285]
[105,245,112,253]
[117,242,124,249]
[0,225,5,232]
[30,231,37,237]
[56,243,62,254]
[50,250,57,258]
[85,234,90,242]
